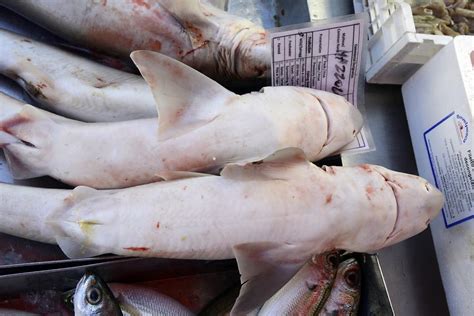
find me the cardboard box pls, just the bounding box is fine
[402,36,474,316]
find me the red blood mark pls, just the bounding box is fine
[132,0,150,9]
[185,22,204,42]
[182,40,209,58]
[366,185,374,200]
[124,247,150,252]
[325,194,333,204]
[360,164,372,172]
[148,39,162,51]
[156,222,160,229]
[366,186,374,194]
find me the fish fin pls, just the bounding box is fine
[158,0,211,26]
[68,186,102,203]
[130,50,236,141]
[56,236,104,259]
[2,144,44,179]
[0,132,19,146]
[51,186,106,259]
[221,148,312,181]
[231,242,310,315]
[157,170,211,181]
[0,105,57,179]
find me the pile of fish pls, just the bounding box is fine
[412,0,474,36]
[0,0,444,315]
[200,251,362,315]
[66,252,360,315]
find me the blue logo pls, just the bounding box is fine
[456,114,469,144]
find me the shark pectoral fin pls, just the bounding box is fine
[221,148,312,182]
[56,236,104,259]
[159,0,209,23]
[130,50,237,141]
[157,170,212,181]
[1,104,59,179]
[69,186,102,203]
[231,242,310,315]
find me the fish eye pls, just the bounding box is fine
[326,253,339,268]
[305,280,318,291]
[86,287,102,305]
[344,269,360,287]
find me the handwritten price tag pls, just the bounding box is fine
[270,19,369,153]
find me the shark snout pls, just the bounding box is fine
[372,166,444,247]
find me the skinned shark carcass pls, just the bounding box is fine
[0,149,444,314]
[0,0,270,80]
[0,29,156,122]
[0,52,362,189]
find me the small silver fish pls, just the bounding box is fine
[257,251,340,315]
[67,277,195,316]
[320,258,361,316]
[108,283,195,316]
[74,273,123,316]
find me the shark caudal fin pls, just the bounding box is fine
[0,97,58,179]
[130,50,238,141]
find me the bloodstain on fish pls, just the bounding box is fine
[132,0,150,9]
[325,194,333,204]
[156,222,160,229]
[360,164,372,172]
[124,247,150,251]
[147,39,162,51]
[366,185,374,200]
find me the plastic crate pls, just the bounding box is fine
[354,0,452,84]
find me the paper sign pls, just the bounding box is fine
[270,19,369,152]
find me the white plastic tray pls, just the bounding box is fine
[354,0,452,84]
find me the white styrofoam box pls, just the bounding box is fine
[402,36,474,316]
[354,0,452,84]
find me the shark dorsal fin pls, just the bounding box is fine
[131,50,237,140]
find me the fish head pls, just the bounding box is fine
[337,258,361,304]
[372,166,444,247]
[74,272,122,316]
[296,88,363,159]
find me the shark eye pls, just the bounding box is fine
[86,287,102,305]
[424,183,431,192]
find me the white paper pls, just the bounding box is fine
[270,19,370,153]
